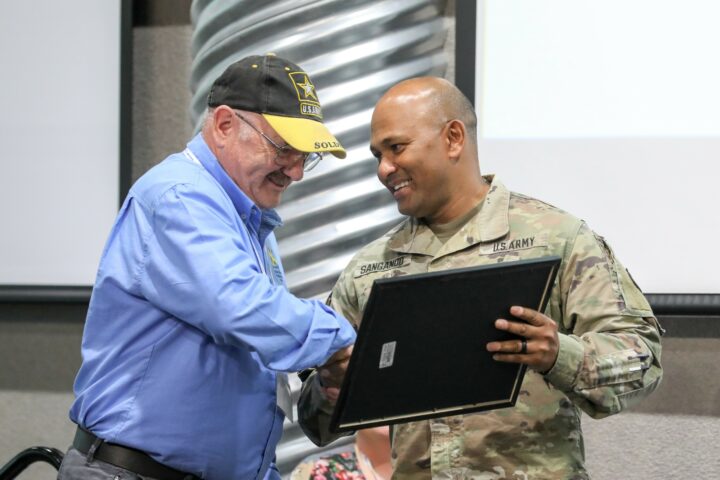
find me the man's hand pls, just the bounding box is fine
[319,345,353,389]
[486,306,559,373]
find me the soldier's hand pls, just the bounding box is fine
[321,386,340,405]
[486,306,560,373]
[318,345,353,389]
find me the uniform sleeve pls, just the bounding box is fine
[298,264,361,446]
[140,184,356,372]
[544,222,663,418]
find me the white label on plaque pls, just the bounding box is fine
[379,341,397,369]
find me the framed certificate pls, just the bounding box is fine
[330,256,562,432]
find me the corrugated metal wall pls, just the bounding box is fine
[189,0,449,475]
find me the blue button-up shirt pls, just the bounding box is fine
[70,134,355,479]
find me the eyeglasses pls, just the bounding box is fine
[234,112,323,172]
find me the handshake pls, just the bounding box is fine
[317,345,353,405]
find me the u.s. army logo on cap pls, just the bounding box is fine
[288,72,322,119]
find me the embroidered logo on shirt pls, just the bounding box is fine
[265,247,284,285]
[267,248,279,267]
[354,256,409,277]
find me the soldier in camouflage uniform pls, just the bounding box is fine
[297,77,663,479]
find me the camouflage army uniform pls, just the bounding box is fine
[298,176,663,480]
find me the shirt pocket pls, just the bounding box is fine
[352,256,426,313]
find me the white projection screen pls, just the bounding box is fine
[474,0,720,295]
[0,0,121,287]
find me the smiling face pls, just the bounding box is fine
[370,85,457,224]
[216,110,305,209]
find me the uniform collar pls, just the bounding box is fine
[187,134,283,243]
[387,175,510,256]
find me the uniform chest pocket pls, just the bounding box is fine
[353,256,426,310]
[477,250,522,263]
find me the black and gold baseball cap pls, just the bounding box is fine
[207,54,346,159]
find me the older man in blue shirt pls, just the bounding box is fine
[57,54,356,480]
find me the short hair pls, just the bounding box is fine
[437,83,477,144]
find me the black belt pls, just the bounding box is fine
[73,427,198,480]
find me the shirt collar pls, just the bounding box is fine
[387,175,510,255]
[186,134,283,243]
